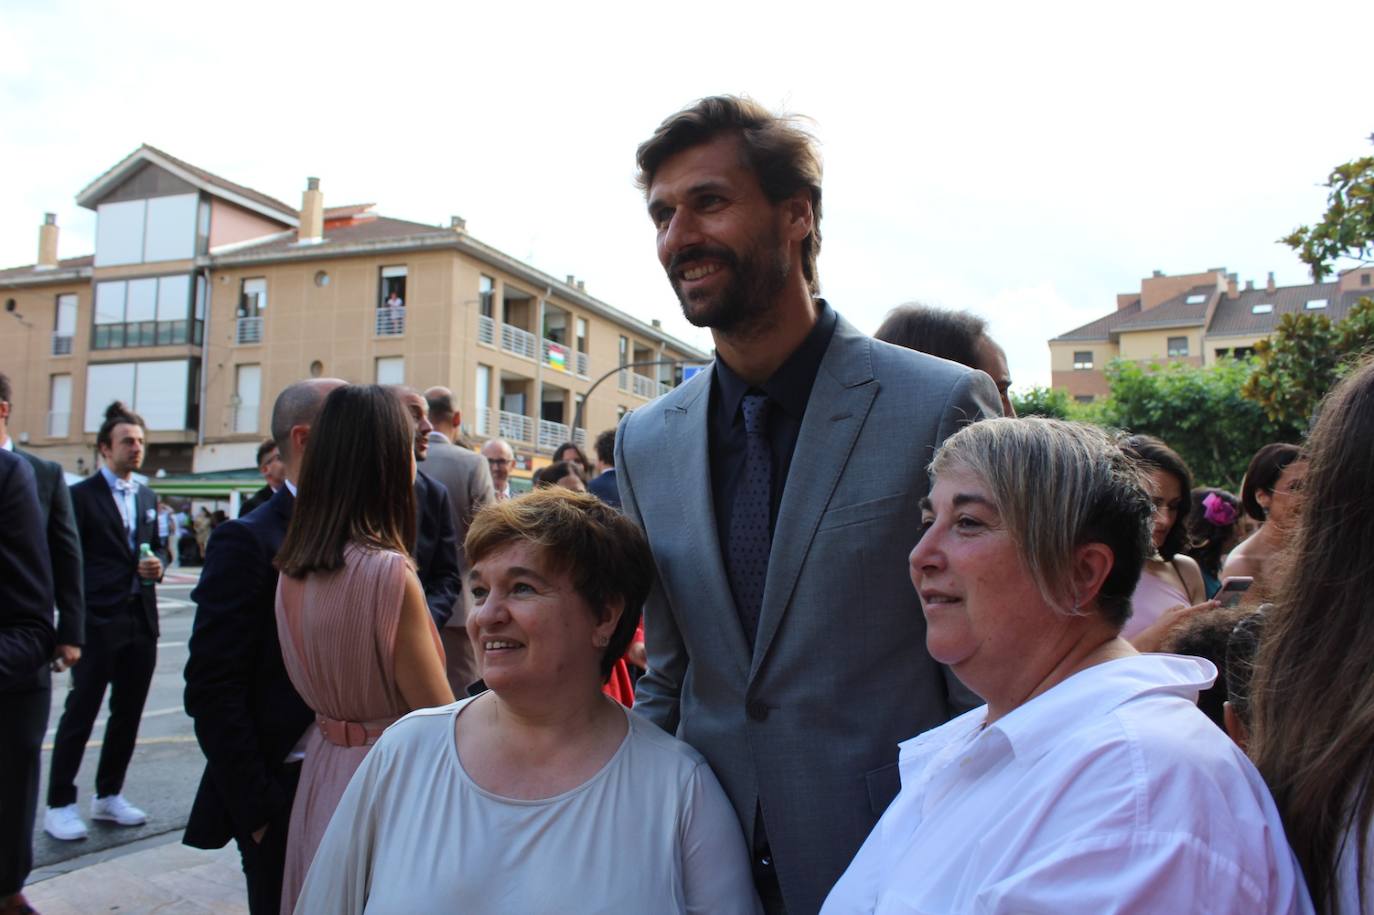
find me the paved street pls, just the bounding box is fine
[30,572,209,883]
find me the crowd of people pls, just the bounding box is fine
[2,94,1373,915]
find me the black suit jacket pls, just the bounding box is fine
[69,471,160,635]
[0,450,55,692]
[183,488,313,848]
[414,470,462,629]
[238,484,273,518]
[17,449,85,648]
[588,467,621,509]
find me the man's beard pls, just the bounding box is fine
[668,237,790,336]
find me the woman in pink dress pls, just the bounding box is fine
[272,384,453,914]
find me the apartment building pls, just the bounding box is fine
[0,146,709,476]
[1049,265,1374,401]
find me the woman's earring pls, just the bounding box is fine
[595,635,609,648]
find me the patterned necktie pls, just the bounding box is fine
[115,480,136,549]
[728,392,772,646]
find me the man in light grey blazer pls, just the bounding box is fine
[618,97,1001,914]
[422,387,495,694]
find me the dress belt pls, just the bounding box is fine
[316,714,395,748]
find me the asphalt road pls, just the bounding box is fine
[33,573,209,872]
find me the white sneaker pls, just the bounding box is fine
[91,794,147,826]
[43,804,88,841]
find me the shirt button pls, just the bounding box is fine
[747,701,769,721]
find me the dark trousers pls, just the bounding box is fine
[47,603,157,808]
[0,687,50,896]
[237,762,300,915]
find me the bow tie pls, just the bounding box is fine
[114,479,135,494]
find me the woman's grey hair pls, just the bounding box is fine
[929,418,1153,629]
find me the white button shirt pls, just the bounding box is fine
[822,654,1313,914]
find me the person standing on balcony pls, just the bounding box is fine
[384,290,403,309]
[481,439,515,501]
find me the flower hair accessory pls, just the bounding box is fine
[1203,491,1238,526]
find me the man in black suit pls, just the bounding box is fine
[0,374,84,912]
[0,449,55,915]
[184,377,344,914]
[45,402,162,842]
[392,387,463,629]
[586,427,622,509]
[237,439,283,518]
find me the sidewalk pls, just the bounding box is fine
[25,832,246,914]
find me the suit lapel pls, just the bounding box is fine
[91,472,135,559]
[751,322,878,679]
[665,367,753,682]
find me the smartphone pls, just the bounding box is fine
[1217,576,1254,608]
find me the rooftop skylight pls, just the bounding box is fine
[1305,299,1328,310]
[1251,304,1274,315]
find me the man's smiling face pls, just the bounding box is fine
[647,134,792,333]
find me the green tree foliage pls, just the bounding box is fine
[1280,138,1374,282]
[1010,386,1072,419]
[1102,358,1293,491]
[1243,298,1374,430]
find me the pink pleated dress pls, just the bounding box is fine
[275,543,444,915]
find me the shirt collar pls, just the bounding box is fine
[284,478,298,497]
[100,464,136,493]
[0,436,11,452]
[713,299,837,421]
[988,654,1216,765]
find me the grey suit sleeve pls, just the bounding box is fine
[46,470,85,647]
[615,417,685,736]
[935,368,1002,714]
[468,454,495,520]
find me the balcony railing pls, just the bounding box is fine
[501,323,537,360]
[573,428,587,449]
[475,406,493,437]
[47,411,69,437]
[375,307,405,337]
[51,332,73,356]
[235,316,263,345]
[233,402,260,434]
[631,372,660,399]
[618,368,629,393]
[574,350,589,377]
[478,314,495,346]
[499,410,534,443]
[538,419,570,453]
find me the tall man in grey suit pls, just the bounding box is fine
[421,386,495,694]
[617,97,1000,914]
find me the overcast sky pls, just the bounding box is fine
[3,0,1369,391]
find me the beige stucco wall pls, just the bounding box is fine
[1117,328,1204,363]
[0,280,89,455]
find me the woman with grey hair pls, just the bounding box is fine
[823,418,1311,914]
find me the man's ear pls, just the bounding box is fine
[1069,542,1114,610]
[290,423,311,457]
[1223,701,1249,750]
[781,192,813,244]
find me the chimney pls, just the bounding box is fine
[1152,269,1165,278]
[449,215,466,232]
[37,213,59,269]
[298,178,323,243]
[576,280,585,292]
[1266,271,1276,294]
[1245,279,1255,291]
[566,274,576,285]
[651,318,662,328]
[1227,273,1238,298]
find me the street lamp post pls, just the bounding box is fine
[571,359,691,438]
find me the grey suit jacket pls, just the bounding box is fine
[617,313,999,914]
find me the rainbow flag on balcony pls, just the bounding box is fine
[547,343,568,372]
